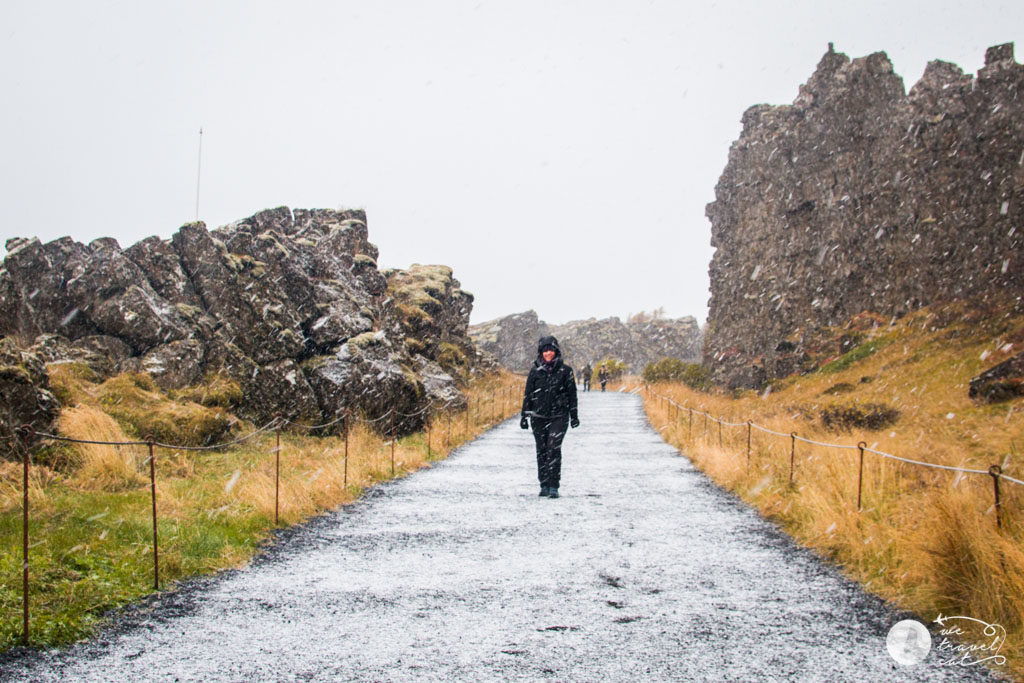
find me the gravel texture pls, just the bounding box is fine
[1,392,1002,681]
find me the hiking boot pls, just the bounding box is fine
[548,488,559,499]
[539,486,550,497]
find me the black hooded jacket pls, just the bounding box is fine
[522,336,578,420]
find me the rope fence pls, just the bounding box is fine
[8,377,522,647]
[642,383,1019,527]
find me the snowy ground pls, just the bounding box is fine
[1,392,999,681]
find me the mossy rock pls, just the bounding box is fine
[96,373,234,446]
[349,331,382,350]
[173,373,243,409]
[46,362,101,406]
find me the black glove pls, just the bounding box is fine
[570,411,580,429]
[520,416,529,430]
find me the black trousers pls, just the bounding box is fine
[531,415,568,489]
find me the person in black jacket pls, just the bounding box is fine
[520,335,579,498]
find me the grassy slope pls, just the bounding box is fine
[637,299,1024,678]
[0,370,521,650]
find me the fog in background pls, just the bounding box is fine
[1,0,1019,325]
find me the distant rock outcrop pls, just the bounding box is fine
[470,311,701,373]
[705,43,1024,388]
[0,207,482,435]
[468,311,549,373]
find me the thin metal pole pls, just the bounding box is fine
[857,442,866,511]
[688,408,693,440]
[990,465,1003,530]
[426,414,432,458]
[195,127,203,220]
[718,419,723,448]
[18,426,30,645]
[789,432,797,485]
[746,422,752,472]
[275,418,281,525]
[147,437,159,591]
[466,399,470,434]
[343,410,350,487]
[390,411,396,476]
[446,411,451,450]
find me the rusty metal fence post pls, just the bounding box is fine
[390,410,396,476]
[446,410,451,450]
[718,419,723,448]
[343,410,350,487]
[146,435,160,590]
[17,425,31,645]
[746,421,752,472]
[789,432,797,485]
[990,465,1003,530]
[857,441,866,511]
[274,415,282,525]
[688,408,693,440]
[426,412,432,458]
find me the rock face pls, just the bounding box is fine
[469,311,549,372]
[470,311,702,373]
[705,43,1024,388]
[1,208,480,435]
[970,351,1024,403]
[0,338,60,449]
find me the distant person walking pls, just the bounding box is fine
[599,364,609,392]
[582,363,592,392]
[520,336,579,498]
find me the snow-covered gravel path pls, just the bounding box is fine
[2,392,998,681]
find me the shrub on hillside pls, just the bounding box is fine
[819,402,900,431]
[641,358,711,390]
[642,357,686,383]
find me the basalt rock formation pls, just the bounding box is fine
[0,338,60,449]
[469,311,550,373]
[470,311,701,373]
[705,43,1024,388]
[0,207,480,436]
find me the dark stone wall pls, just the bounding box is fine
[705,43,1024,387]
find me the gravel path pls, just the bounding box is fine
[2,392,1000,681]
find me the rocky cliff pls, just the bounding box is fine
[0,207,481,436]
[470,311,701,373]
[705,43,1024,388]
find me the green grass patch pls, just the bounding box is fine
[819,339,891,374]
[1,371,522,651]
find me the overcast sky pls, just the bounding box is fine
[1,1,1019,326]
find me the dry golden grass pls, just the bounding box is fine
[630,302,1024,677]
[60,405,147,492]
[2,370,525,650]
[152,369,525,531]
